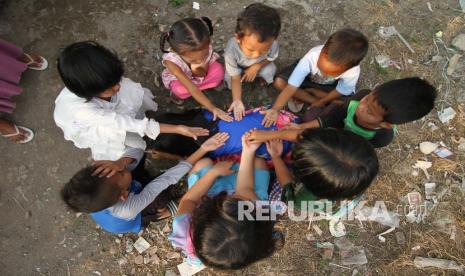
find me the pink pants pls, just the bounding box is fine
[169,61,224,100]
[0,38,27,113]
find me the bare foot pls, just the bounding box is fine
[148,150,183,160]
[17,52,45,69]
[0,119,29,143]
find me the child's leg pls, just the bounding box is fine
[258,62,277,84]
[169,80,192,100]
[196,61,224,90]
[274,76,318,104]
[169,62,225,100]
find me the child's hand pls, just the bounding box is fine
[242,63,261,82]
[212,107,234,122]
[260,108,278,127]
[211,161,235,176]
[228,100,245,121]
[242,130,262,154]
[92,160,125,178]
[247,129,270,144]
[176,125,210,140]
[266,139,284,159]
[282,122,301,130]
[200,132,230,152]
[310,100,325,109]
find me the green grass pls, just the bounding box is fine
[170,0,186,7]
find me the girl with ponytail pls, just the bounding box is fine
[160,17,233,122]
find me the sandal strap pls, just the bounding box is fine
[166,200,178,217]
[23,53,35,65]
[1,124,20,137]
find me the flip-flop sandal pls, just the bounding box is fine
[287,98,304,113]
[24,53,48,70]
[1,125,34,144]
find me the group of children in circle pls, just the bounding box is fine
[56,3,437,270]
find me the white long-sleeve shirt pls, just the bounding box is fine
[54,77,158,162]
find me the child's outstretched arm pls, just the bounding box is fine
[266,140,293,187]
[165,61,233,122]
[261,84,298,127]
[177,160,235,215]
[112,133,230,218]
[248,129,301,144]
[235,132,261,200]
[228,75,245,121]
[159,123,209,141]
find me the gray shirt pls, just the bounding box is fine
[109,161,192,220]
[224,37,279,76]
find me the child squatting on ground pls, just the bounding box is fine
[61,132,230,234]
[161,17,233,122]
[54,41,209,177]
[224,3,281,121]
[169,132,282,269]
[252,77,437,148]
[262,28,369,127]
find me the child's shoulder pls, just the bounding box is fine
[224,37,240,55]
[306,44,324,58]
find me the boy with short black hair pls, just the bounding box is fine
[225,3,281,121]
[54,41,208,177]
[61,133,229,234]
[252,77,437,148]
[262,28,368,126]
[265,128,379,206]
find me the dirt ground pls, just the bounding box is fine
[0,0,464,275]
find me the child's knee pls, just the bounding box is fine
[189,158,213,175]
[169,81,191,99]
[209,61,225,76]
[254,157,268,170]
[273,77,287,90]
[259,62,277,84]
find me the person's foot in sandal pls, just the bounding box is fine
[143,200,179,225]
[0,119,34,144]
[17,52,48,70]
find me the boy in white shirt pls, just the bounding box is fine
[54,41,208,177]
[262,29,368,127]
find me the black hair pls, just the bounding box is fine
[61,166,121,213]
[57,41,124,101]
[292,128,379,200]
[146,109,217,157]
[322,28,368,68]
[160,17,213,54]
[374,77,437,124]
[235,3,281,42]
[191,192,276,269]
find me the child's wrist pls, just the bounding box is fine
[271,155,282,160]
